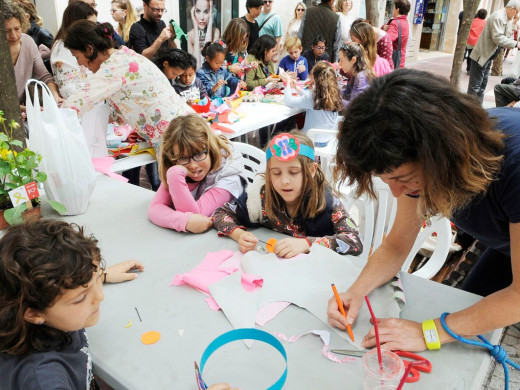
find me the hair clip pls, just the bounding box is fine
[217,39,227,49]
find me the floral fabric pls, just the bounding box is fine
[50,40,91,99]
[63,46,193,153]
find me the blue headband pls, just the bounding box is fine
[266,133,315,162]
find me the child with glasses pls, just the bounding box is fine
[278,37,308,80]
[213,132,363,258]
[149,114,248,233]
[0,220,144,389]
[302,35,330,72]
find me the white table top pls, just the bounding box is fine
[49,176,501,390]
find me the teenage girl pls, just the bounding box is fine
[349,20,391,77]
[213,132,363,258]
[338,42,374,109]
[196,42,247,98]
[0,220,144,388]
[222,18,257,76]
[148,114,247,233]
[245,34,278,90]
[281,62,342,146]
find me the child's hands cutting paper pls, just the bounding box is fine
[274,237,310,258]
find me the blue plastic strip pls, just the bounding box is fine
[266,143,315,162]
[199,328,288,390]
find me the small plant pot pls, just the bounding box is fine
[0,206,41,231]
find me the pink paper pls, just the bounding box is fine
[92,157,129,182]
[255,301,291,326]
[171,250,263,310]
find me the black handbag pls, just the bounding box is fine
[392,20,402,69]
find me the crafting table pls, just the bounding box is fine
[109,102,304,173]
[49,176,502,389]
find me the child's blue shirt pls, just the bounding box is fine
[196,62,241,98]
[278,55,309,80]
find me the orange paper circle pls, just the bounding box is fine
[141,331,161,345]
[265,238,277,253]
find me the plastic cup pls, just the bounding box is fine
[362,349,405,390]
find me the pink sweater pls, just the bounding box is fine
[15,34,55,103]
[148,165,233,232]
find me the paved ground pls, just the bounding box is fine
[407,51,520,390]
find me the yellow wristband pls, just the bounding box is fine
[422,319,441,350]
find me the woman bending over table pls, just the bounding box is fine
[327,69,520,352]
[63,20,193,155]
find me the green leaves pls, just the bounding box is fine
[3,203,27,225]
[48,200,67,215]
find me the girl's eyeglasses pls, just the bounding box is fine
[176,151,208,165]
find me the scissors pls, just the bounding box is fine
[330,349,432,383]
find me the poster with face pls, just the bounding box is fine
[186,0,222,68]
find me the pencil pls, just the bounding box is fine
[331,284,355,342]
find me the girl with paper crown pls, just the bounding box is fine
[212,132,363,258]
[149,114,248,234]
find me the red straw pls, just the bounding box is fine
[396,360,428,390]
[364,295,383,369]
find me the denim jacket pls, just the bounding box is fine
[196,62,241,98]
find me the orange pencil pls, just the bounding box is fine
[331,283,355,342]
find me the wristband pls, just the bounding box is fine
[422,319,441,350]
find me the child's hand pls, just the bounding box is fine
[228,63,242,74]
[186,214,213,233]
[212,79,227,92]
[105,260,144,283]
[239,81,247,89]
[232,230,258,253]
[207,384,239,390]
[297,64,306,73]
[274,238,310,258]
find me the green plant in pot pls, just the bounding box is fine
[0,111,66,226]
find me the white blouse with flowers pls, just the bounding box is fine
[63,46,193,153]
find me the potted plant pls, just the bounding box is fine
[0,111,65,228]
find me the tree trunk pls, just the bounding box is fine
[450,0,480,87]
[365,0,379,27]
[0,0,25,148]
[491,48,504,76]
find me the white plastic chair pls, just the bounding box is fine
[307,128,338,180]
[339,177,452,279]
[232,142,266,184]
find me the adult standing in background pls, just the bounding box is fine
[335,0,354,43]
[282,2,306,48]
[129,0,176,59]
[382,0,410,69]
[255,0,283,58]
[299,0,341,62]
[15,0,53,54]
[465,9,487,75]
[468,1,520,103]
[3,1,61,113]
[111,0,138,45]
[241,0,264,52]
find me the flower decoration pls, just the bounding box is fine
[270,134,300,162]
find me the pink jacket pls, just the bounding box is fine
[384,15,409,68]
[467,18,486,47]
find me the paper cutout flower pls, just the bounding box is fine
[270,134,300,161]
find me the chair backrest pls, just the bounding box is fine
[339,177,451,279]
[232,142,266,184]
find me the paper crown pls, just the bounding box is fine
[266,133,315,162]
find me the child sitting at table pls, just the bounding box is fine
[212,132,363,258]
[152,47,190,87]
[278,37,308,81]
[173,53,208,105]
[281,62,343,147]
[338,42,374,110]
[245,35,279,90]
[0,220,144,389]
[302,35,330,73]
[196,42,247,98]
[148,114,248,233]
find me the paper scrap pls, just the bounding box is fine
[141,331,161,345]
[178,329,184,337]
[124,320,133,328]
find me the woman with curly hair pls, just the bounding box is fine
[328,69,520,353]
